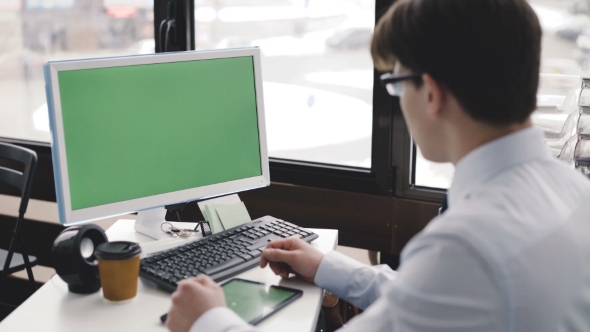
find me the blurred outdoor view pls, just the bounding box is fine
[415,0,590,189]
[0,0,155,142]
[0,0,374,168]
[193,0,375,168]
[2,0,584,189]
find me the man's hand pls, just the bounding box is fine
[260,237,325,283]
[166,275,226,332]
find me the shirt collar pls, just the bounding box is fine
[448,127,551,208]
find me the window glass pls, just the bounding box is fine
[414,0,585,190]
[194,0,375,168]
[0,0,154,143]
[414,149,453,189]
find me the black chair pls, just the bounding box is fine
[0,142,38,293]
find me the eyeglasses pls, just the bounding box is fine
[380,72,423,97]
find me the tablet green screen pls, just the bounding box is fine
[223,279,297,324]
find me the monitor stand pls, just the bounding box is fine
[134,208,168,240]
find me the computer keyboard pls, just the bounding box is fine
[139,216,319,292]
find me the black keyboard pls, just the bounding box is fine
[139,216,319,292]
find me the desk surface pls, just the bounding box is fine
[0,220,338,332]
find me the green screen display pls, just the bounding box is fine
[57,56,262,210]
[223,279,297,323]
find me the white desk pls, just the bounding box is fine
[0,220,338,332]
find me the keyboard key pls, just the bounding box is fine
[202,257,245,275]
[158,272,171,279]
[238,253,253,261]
[241,239,257,245]
[247,244,265,251]
[248,250,261,258]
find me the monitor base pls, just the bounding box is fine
[134,208,168,240]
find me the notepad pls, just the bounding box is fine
[204,204,225,234]
[197,194,242,214]
[198,194,251,234]
[216,202,251,230]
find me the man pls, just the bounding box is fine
[166,0,590,331]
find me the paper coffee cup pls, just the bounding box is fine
[96,241,142,301]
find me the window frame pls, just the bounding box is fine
[391,109,446,202]
[153,0,445,202]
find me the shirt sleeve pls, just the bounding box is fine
[335,233,507,332]
[189,307,256,332]
[314,250,397,310]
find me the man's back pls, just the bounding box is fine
[409,127,590,331]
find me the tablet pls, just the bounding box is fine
[159,278,303,325]
[223,278,303,325]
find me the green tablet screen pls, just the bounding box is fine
[222,279,301,324]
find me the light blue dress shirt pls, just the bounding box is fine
[191,127,590,331]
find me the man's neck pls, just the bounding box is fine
[448,118,533,165]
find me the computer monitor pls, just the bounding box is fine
[44,47,270,239]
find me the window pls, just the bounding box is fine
[0,0,154,143]
[192,0,376,168]
[0,0,397,197]
[153,0,397,195]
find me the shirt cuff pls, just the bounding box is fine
[314,250,365,294]
[189,306,252,332]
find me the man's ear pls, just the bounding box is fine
[422,74,445,119]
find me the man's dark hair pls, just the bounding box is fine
[371,0,542,125]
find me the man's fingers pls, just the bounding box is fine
[264,238,290,250]
[260,253,281,268]
[176,279,197,293]
[194,274,216,287]
[268,261,281,275]
[261,238,308,270]
[260,255,269,268]
[268,261,290,277]
[261,238,296,267]
[262,248,297,265]
[265,237,302,250]
[164,310,174,330]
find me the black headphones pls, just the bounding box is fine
[52,224,108,294]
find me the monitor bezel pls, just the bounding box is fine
[44,47,270,225]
